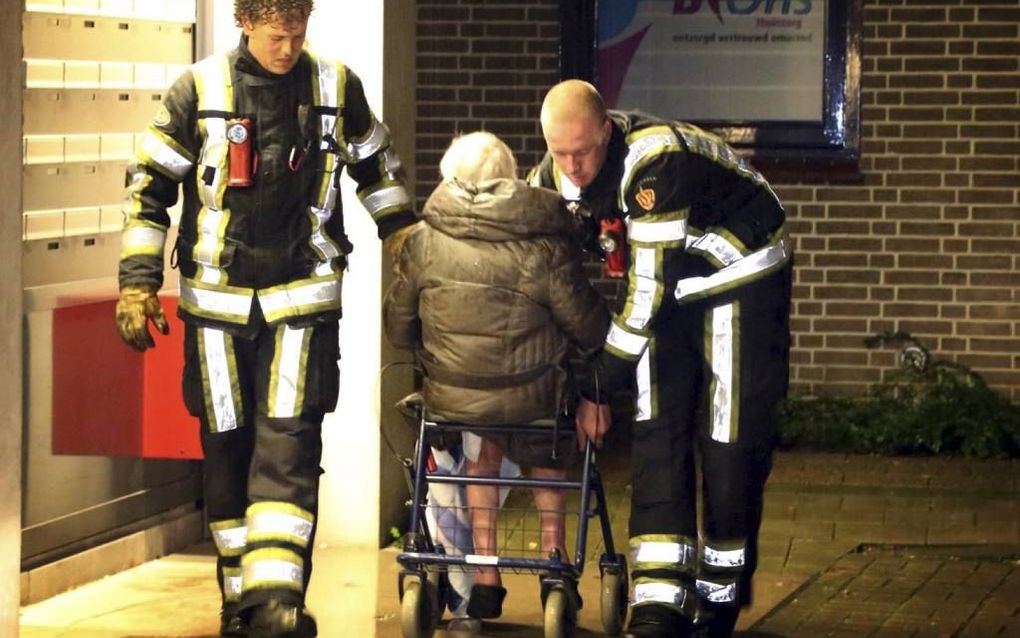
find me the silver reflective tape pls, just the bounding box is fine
[632,581,686,606]
[633,541,688,565]
[248,509,314,546]
[606,323,648,357]
[709,303,735,444]
[141,132,193,179]
[180,281,253,321]
[361,184,411,216]
[624,247,658,330]
[270,325,307,419]
[307,205,340,262]
[348,119,387,161]
[257,278,340,321]
[620,131,681,212]
[382,147,403,176]
[242,559,303,591]
[691,231,743,267]
[202,327,238,432]
[696,579,738,603]
[122,225,166,252]
[627,218,687,243]
[223,574,243,600]
[704,544,746,568]
[194,207,226,266]
[211,524,246,553]
[674,235,790,302]
[635,348,652,422]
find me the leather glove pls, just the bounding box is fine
[116,283,169,352]
[383,222,418,262]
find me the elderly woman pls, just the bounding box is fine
[383,131,609,621]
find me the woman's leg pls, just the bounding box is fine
[530,467,567,560]
[465,435,503,587]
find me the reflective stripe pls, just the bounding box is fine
[200,327,240,432]
[689,230,745,267]
[704,544,746,568]
[623,246,659,330]
[139,130,194,179]
[632,581,687,607]
[121,225,166,257]
[605,322,648,358]
[676,122,781,204]
[627,217,687,243]
[674,235,790,302]
[360,183,412,217]
[708,303,738,444]
[192,55,232,286]
[180,279,253,324]
[223,568,242,602]
[635,347,652,422]
[633,541,695,566]
[268,325,311,419]
[382,147,403,176]
[210,519,247,556]
[307,205,341,276]
[696,579,738,603]
[348,118,388,161]
[242,548,304,593]
[257,276,341,324]
[620,128,682,213]
[247,502,314,547]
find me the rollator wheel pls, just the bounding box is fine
[400,578,438,638]
[599,566,629,635]
[543,587,577,638]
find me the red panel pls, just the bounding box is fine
[52,296,202,459]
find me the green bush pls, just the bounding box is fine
[778,333,1020,458]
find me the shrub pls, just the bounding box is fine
[778,332,1020,457]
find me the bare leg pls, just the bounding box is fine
[531,466,567,561]
[465,436,503,587]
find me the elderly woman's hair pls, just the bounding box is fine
[439,131,518,183]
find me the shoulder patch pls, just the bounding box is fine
[635,185,656,211]
[153,104,172,128]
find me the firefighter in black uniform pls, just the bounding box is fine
[529,80,792,638]
[114,1,414,636]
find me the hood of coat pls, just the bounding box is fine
[422,178,571,242]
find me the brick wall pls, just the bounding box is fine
[414,0,1020,401]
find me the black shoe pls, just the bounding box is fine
[540,577,583,611]
[626,604,695,638]
[466,584,507,619]
[248,600,317,638]
[220,607,248,636]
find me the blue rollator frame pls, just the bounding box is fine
[396,410,628,638]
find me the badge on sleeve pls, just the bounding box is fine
[635,185,656,211]
[153,104,172,128]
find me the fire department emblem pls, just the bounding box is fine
[635,186,656,211]
[227,122,249,144]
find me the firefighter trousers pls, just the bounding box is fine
[627,265,791,619]
[182,315,340,613]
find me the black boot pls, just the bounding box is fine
[703,603,739,638]
[247,599,317,638]
[626,604,695,638]
[466,584,507,619]
[219,605,248,636]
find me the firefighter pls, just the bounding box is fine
[114,1,414,636]
[529,80,792,638]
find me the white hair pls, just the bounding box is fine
[439,131,518,183]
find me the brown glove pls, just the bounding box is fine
[116,283,169,351]
[382,222,419,262]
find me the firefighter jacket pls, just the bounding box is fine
[383,178,610,425]
[528,110,790,399]
[119,37,414,329]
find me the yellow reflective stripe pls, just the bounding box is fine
[706,302,739,444]
[310,52,345,151]
[193,205,230,272]
[257,275,341,324]
[620,126,682,213]
[674,233,790,302]
[689,227,747,268]
[119,224,166,259]
[348,118,387,161]
[268,325,312,419]
[198,326,243,432]
[635,347,653,422]
[209,518,247,556]
[621,246,662,330]
[632,540,697,569]
[138,128,195,180]
[179,278,253,324]
[246,501,315,547]
[605,321,648,359]
[222,567,242,602]
[360,182,411,218]
[192,55,232,286]
[627,217,687,244]
[632,579,688,609]
[241,548,303,593]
